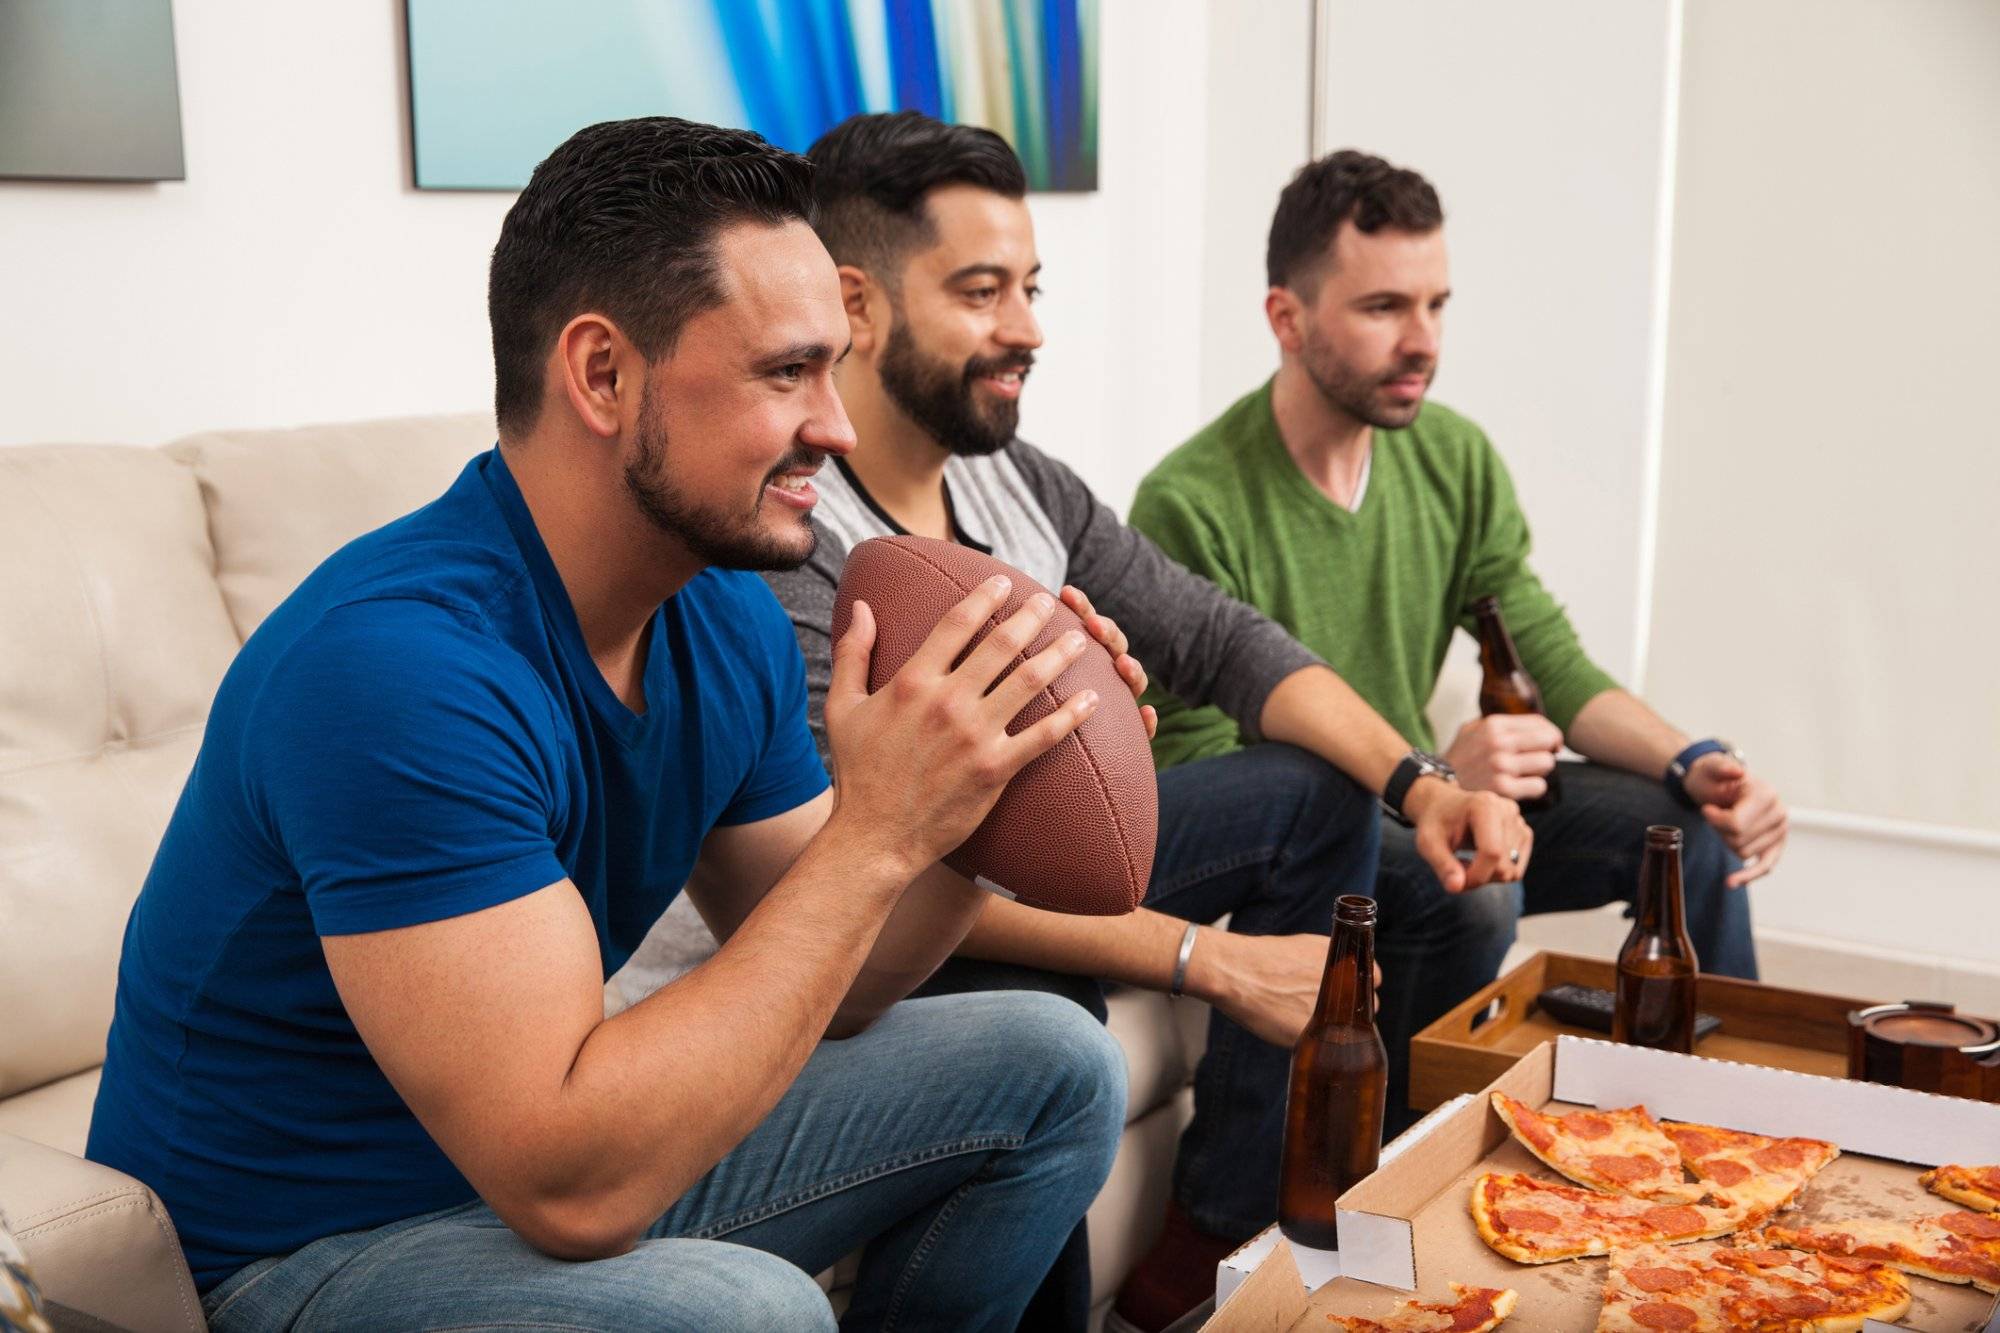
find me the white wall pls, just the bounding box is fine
[1311,0,1681,688]
[0,0,1295,528]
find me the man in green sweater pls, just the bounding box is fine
[1133,150,1790,1069]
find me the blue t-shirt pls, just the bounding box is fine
[85,450,829,1290]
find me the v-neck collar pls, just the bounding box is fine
[832,454,994,554]
[481,449,665,745]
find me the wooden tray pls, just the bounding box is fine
[1408,950,1881,1111]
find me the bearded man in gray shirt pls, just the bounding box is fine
[762,112,1529,1333]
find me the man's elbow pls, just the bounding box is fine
[501,1192,647,1263]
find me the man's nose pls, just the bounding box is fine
[802,379,858,457]
[997,293,1043,351]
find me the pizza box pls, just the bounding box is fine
[1409,949,1878,1112]
[1203,1035,2000,1332]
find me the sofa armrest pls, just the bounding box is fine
[0,1133,203,1333]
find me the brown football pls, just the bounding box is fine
[830,535,1155,916]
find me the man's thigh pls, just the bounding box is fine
[651,989,1124,1273]
[203,1204,835,1333]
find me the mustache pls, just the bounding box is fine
[1382,358,1434,383]
[761,445,823,486]
[963,350,1036,383]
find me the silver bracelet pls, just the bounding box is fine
[1169,923,1200,1000]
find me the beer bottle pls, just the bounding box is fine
[1279,895,1388,1250]
[1613,825,1700,1052]
[1468,594,1562,812]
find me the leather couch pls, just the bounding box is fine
[0,415,1211,1330]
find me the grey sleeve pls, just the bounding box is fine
[759,519,847,766]
[1007,441,1322,739]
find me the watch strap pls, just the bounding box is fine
[1665,738,1732,809]
[1381,752,1444,827]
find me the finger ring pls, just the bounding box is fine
[1509,847,1521,864]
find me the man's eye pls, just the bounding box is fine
[774,364,804,382]
[966,287,998,303]
[1025,286,1044,303]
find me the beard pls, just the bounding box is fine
[621,385,817,572]
[1300,324,1434,430]
[877,316,1031,457]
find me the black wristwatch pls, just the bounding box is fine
[1664,738,1741,809]
[1381,750,1456,828]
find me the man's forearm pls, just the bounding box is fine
[1258,663,1412,794]
[1565,688,1687,779]
[829,862,987,1035]
[524,829,917,1251]
[957,895,1186,992]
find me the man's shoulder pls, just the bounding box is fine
[1140,382,1275,501]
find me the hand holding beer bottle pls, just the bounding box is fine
[1278,895,1388,1250]
[1463,594,1562,812]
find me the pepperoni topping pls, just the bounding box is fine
[1626,1265,1696,1293]
[1566,1111,1614,1141]
[1702,1158,1751,1186]
[1738,1249,1797,1266]
[1447,1293,1499,1331]
[1819,1254,1880,1273]
[1668,1127,1732,1159]
[1630,1301,1699,1329]
[1751,1140,1814,1170]
[1772,1294,1832,1317]
[1639,1206,1707,1234]
[1495,1207,1561,1233]
[1941,1211,2000,1239]
[1586,1153,1659,1185]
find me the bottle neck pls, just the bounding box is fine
[1634,840,1689,941]
[1473,607,1527,677]
[1316,916,1377,1027]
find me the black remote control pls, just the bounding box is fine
[1536,983,1722,1043]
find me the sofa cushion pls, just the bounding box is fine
[0,1132,202,1333]
[0,448,239,1100]
[166,414,492,639]
[0,1072,99,1160]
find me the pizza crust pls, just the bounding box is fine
[1921,1164,2000,1213]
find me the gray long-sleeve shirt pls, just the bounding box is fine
[761,440,1323,761]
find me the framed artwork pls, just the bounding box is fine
[406,0,1098,193]
[0,0,184,182]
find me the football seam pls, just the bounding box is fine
[886,540,1143,906]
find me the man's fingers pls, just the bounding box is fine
[1497,748,1557,778]
[1734,821,1786,866]
[1414,824,1465,892]
[1490,712,1564,751]
[1139,703,1158,741]
[1003,687,1098,769]
[905,576,1016,678]
[983,627,1087,722]
[1115,653,1148,701]
[1726,835,1784,888]
[953,591,1059,692]
[828,599,878,708]
[1495,773,1548,801]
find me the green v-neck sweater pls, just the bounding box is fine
[1130,380,1617,768]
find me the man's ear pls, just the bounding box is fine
[1265,286,1307,355]
[555,313,637,439]
[838,264,885,354]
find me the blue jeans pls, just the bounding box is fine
[199,991,1126,1333]
[921,744,1506,1247]
[1374,759,1756,1115]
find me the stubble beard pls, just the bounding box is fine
[1300,325,1433,431]
[621,387,818,573]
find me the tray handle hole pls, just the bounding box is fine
[1469,994,1508,1032]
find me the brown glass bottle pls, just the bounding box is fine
[1613,825,1700,1052]
[1279,895,1388,1250]
[1467,594,1562,812]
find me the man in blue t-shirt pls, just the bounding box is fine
[86,118,1129,1332]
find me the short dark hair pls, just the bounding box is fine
[806,111,1027,283]
[1266,150,1443,292]
[488,117,816,435]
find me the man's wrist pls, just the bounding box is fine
[815,809,934,895]
[1402,773,1455,821]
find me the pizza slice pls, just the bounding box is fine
[1470,1172,1755,1264]
[1658,1120,1840,1215]
[1920,1163,2000,1213]
[1326,1283,1518,1332]
[1490,1091,1704,1202]
[1597,1239,1910,1332]
[1764,1208,2000,1294]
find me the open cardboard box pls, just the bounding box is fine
[1205,1036,2000,1332]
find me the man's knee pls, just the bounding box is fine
[644,1240,836,1332]
[994,991,1127,1161]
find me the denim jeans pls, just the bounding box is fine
[1374,759,1756,1121]
[921,743,1509,1250]
[200,990,1126,1333]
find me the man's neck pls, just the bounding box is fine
[499,429,700,706]
[1270,361,1374,509]
[836,368,955,540]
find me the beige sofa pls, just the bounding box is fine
[0,415,1211,1330]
